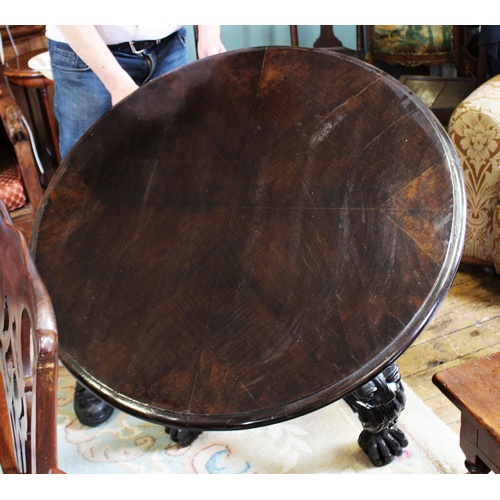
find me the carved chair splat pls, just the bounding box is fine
[0,199,60,474]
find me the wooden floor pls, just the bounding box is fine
[398,262,500,435]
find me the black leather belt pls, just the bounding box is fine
[108,38,163,55]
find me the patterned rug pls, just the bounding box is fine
[56,365,467,474]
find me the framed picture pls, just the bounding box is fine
[367,25,458,67]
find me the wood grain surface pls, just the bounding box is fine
[31,47,465,429]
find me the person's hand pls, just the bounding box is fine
[197,25,226,58]
[109,77,139,106]
[57,26,139,106]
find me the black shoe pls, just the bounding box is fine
[74,382,114,427]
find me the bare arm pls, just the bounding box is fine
[57,26,139,106]
[196,25,226,58]
[57,25,225,103]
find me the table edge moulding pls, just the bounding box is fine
[30,47,467,467]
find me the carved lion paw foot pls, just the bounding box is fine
[358,425,409,467]
[165,426,202,447]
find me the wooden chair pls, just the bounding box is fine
[289,25,365,59]
[0,198,60,474]
[0,81,44,243]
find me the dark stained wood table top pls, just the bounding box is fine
[31,47,466,430]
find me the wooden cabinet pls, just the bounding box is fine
[0,25,47,60]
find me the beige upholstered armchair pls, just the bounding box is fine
[448,76,500,273]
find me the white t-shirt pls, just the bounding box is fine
[45,25,183,45]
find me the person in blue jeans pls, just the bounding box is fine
[47,25,225,158]
[46,25,226,427]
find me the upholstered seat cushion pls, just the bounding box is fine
[448,76,500,272]
[0,130,27,211]
[0,162,27,211]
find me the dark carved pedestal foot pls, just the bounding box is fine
[344,363,408,467]
[165,426,202,447]
[357,426,408,467]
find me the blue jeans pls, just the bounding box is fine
[49,28,188,159]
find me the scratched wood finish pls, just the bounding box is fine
[31,47,465,430]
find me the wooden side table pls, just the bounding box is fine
[433,352,500,473]
[399,75,477,126]
[2,48,60,181]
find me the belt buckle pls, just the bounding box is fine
[129,41,145,54]
[128,39,161,54]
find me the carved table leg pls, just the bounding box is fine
[165,426,203,447]
[344,363,408,467]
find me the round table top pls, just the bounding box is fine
[32,47,465,430]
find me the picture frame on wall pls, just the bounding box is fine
[366,25,458,68]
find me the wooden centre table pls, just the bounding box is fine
[31,47,466,467]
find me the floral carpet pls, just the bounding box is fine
[56,364,467,474]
